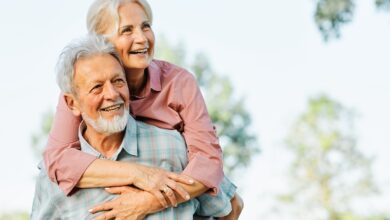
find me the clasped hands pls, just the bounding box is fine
[89,164,194,220]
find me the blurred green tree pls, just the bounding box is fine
[0,212,28,220]
[278,95,384,219]
[313,0,390,41]
[31,110,53,161]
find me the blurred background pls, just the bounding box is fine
[1,0,389,219]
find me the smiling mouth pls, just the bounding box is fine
[129,48,148,55]
[100,103,123,112]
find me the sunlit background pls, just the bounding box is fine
[1,0,389,219]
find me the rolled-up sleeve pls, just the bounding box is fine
[43,94,97,195]
[175,73,224,195]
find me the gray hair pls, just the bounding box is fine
[56,34,123,94]
[87,0,153,37]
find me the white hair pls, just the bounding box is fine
[56,34,123,94]
[87,0,153,37]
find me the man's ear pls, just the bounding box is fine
[64,93,81,117]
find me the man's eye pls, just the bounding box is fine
[90,85,102,93]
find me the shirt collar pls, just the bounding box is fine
[78,116,138,160]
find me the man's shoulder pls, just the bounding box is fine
[31,162,66,220]
[135,120,184,142]
[35,161,65,196]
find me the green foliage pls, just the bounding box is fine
[376,0,390,10]
[156,36,259,175]
[313,0,390,41]
[0,211,29,220]
[314,0,355,41]
[280,94,379,219]
[31,109,53,160]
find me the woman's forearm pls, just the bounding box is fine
[77,159,135,188]
[77,159,196,193]
[179,179,208,201]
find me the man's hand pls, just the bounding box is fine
[90,186,154,220]
[131,164,193,207]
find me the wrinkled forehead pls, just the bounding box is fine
[119,0,152,20]
[73,54,124,87]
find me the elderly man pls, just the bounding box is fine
[31,35,239,220]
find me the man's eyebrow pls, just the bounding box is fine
[119,24,133,30]
[86,79,103,86]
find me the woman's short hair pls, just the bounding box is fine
[56,34,123,95]
[87,0,153,37]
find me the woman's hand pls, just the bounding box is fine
[78,160,194,208]
[131,164,193,207]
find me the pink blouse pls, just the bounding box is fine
[44,60,224,195]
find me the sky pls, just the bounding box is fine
[0,0,389,219]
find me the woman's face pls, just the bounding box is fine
[108,2,155,73]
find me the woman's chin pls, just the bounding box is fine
[125,59,152,71]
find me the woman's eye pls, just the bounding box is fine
[142,23,151,30]
[114,78,125,85]
[121,28,132,34]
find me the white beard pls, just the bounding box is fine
[82,109,129,135]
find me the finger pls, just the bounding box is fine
[92,210,117,220]
[166,180,190,201]
[167,172,194,185]
[89,201,113,214]
[163,186,177,207]
[151,190,168,208]
[105,186,131,194]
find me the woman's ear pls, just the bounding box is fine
[64,93,81,117]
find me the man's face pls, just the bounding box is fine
[70,54,130,134]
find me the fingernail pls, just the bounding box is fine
[88,209,93,213]
[186,195,190,200]
[174,203,177,207]
[189,179,194,184]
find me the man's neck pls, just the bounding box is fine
[83,127,125,159]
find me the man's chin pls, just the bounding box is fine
[83,110,129,134]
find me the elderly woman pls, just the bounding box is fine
[44,0,243,219]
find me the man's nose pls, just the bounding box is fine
[103,82,120,100]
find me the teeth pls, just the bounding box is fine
[130,48,148,54]
[101,104,121,112]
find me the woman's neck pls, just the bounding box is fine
[126,69,147,96]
